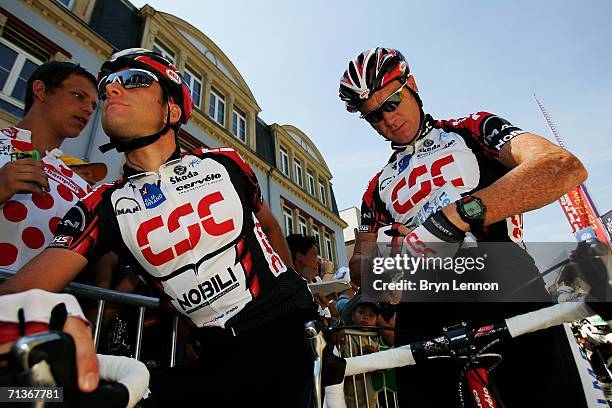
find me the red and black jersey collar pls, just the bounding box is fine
[122,146,182,178]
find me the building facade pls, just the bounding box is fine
[0,0,347,267]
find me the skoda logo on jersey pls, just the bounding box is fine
[140,183,166,209]
[423,139,434,147]
[170,170,199,184]
[174,165,187,175]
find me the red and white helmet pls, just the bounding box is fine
[98,48,194,124]
[339,47,409,112]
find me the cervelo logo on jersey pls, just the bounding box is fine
[176,265,241,314]
[139,183,166,209]
[175,173,223,193]
[114,197,142,216]
[253,217,287,276]
[390,154,465,215]
[136,191,235,266]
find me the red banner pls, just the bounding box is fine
[558,185,609,243]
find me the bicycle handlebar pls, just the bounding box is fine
[316,238,610,407]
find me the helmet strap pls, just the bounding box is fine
[99,105,173,153]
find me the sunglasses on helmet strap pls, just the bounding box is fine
[97,68,159,100]
[360,81,408,124]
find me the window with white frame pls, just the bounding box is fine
[307,170,315,196]
[324,233,334,263]
[294,158,303,187]
[232,108,247,143]
[279,147,289,177]
[152,41,175,64]
[0,39,42,111]
[183,67,202,108]
[312,226,321,252]
[299,217,307,236]
[209,88,225,126]
[319,179,327,206]
[283,207,293,235]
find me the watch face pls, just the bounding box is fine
[463,200,483,217]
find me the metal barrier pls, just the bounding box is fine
[0,269,180,367]
[343,329,398,408]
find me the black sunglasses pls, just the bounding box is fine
[360,81,408,124]
[98,68,159,100]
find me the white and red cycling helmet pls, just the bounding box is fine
[98,48,194,153]
[339,47,410,112]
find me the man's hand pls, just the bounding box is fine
[377,223,413,258]
[63,316,99,392]
[314,293,332,309]
[0,158,49,203]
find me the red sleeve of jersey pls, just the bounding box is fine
[47,183,113,259]
[360,170,391,233]
[193,147,263,212]
[437,112,526,160]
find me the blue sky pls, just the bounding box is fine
[132,0,612,242]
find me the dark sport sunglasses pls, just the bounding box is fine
[98,68,159,100]
[360,81,408,124]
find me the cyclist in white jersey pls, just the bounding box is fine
[339,47,589,407]
[1,49,317,407]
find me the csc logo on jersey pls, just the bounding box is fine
[391,154,464,215]
[136,191,235,266]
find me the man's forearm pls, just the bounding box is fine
[444,150,587,231]
[0,249,87,295]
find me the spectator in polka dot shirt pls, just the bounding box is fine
[0,61,98,271]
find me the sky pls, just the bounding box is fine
[132,0,612,243]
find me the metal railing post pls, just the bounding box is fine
[134,306,145,360]
[170,316,179,367]
[93,299,106,351]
